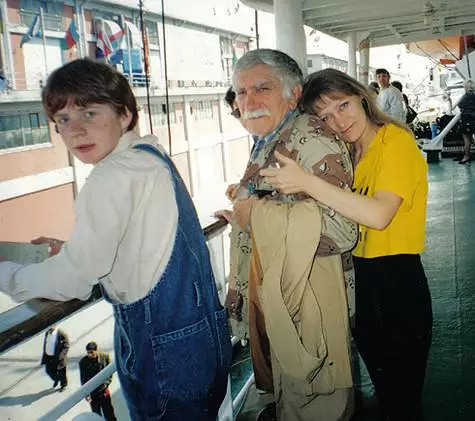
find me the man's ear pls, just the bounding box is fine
[289,84,303,109]
[292,84,303,100]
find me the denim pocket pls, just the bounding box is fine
[114,322,135,375]
[215,308,232,370]
[151,317,217,400]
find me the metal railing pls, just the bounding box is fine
[39,361,254,421]
[0,218,228,354]
[423,92,463,151]
[19,9,62,32]
[0,70,226,94]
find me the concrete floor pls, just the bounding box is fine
[232,156,475,421]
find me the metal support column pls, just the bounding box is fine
[274,0,307,75]
[359,38,370,85]
[347,31,357,78]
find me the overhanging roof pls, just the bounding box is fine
[241,0,475,48]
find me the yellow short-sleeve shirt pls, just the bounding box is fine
[352,123,428,258]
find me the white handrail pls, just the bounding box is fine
[38,362,116,421]
[39,340,254,421]
[423,93,464,151]
[423,110,462,151]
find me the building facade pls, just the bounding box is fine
[0,0,255,243]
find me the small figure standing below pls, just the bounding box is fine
[79,342,117,421]
[41,326,69,392]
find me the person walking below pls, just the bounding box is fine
[41,326,69,392]
[79,342,117,421]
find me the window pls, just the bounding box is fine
[20,1,63,31]
[145,20,159,46]
[149,103,176,127]
[0,111,50,150]
[20,0,63,14]
[193,101,214,121]
[307,59,313,68]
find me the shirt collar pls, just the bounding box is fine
[252,109,298,145]
[104,130,153,159]
[111,131,140,155]
[367,124,389,152]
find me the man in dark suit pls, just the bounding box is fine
[41,326,69,391]
[79,341,117,421]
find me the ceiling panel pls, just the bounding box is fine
[241,0,475,47]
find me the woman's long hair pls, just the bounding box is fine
[299,68,410,133]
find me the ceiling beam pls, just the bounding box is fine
[387,25,403,39]
[369,23,475,47]
[302,3,475,23]
[307,11,475,34]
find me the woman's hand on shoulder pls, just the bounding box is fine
[260,151,312,195]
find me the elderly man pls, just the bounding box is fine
[375,68,406,122]
[225,49,357,421]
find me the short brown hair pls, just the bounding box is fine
[42,58,138,131]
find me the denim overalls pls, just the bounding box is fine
[101,144,232,420]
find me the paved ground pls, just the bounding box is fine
[0,300,130,420]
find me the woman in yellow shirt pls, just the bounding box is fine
[261,68,432,421]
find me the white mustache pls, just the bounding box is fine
[243,109,271,119]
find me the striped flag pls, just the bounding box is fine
[20,14,42,47]
[61,18,79,50]
[108,27,124,50]
[95,20,123,58]
[96,30,113,58]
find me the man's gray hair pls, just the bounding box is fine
[233,49,303,99]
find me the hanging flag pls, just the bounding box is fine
[104,20,124,50]
[96,30,113,58]
[123,21,143,49]
[61,18,79,50]
[95,20,123,58]
[20,14,41,47]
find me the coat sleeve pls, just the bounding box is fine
[40,332,47,364]
[58,330,70,361]
[103,353,113,389]
[289,121,358,256]
[79,358,87,385]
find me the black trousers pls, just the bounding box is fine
[90,389,117,421]
[44,357,67,387]
[352,254,433,421]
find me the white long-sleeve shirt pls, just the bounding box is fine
[0,132,178,304]
[377,85,406,122]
